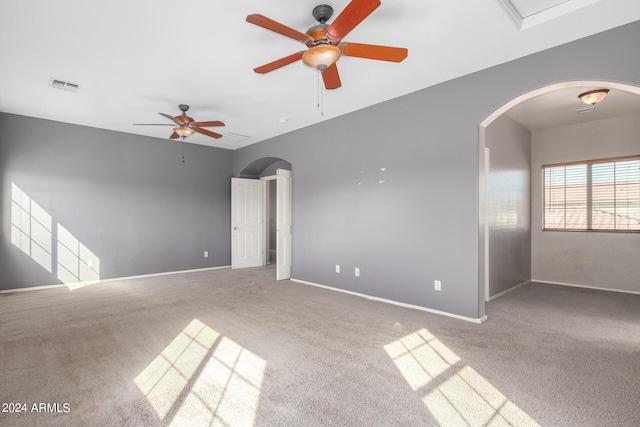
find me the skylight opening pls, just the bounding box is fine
[498,0,602,29]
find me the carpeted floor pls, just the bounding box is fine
[1,266,639,426]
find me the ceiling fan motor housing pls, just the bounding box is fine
[177,104,193,123]
[306,24,331,44]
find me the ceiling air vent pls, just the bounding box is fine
[49,78,80,92]
[220,132,251,144]
[576,106,595,114]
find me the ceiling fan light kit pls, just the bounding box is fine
[174,126,194,138]
[246,0,408,90]
[302,44,342,70]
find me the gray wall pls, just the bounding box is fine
[234,21,640,319]
[486,115,531,297]
[531,113,640,293]
[0,113,233,289]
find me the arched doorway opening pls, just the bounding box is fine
[478,80,640,318]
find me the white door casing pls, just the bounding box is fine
[276,169,292,280]
[484,147,490,302]
[231,178,263,269]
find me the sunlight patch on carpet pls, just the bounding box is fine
[385,328,540,427]
[135,319,266,426]
[384,328,460,390]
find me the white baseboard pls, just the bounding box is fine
[488,280,530,301]
[1,283,70,293]
[532,279,640,295]
[291,278,487,324]
[0,265,231,294]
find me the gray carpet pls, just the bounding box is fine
[1,266,639,426]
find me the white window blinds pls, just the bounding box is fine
[543,156,640,231]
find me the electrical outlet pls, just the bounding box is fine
[355,268,360,277]
[434,280,441,291]
[336,265,340,273]
[204,251,209,258]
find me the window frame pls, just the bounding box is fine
[542,154,640,233]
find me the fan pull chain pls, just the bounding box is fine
[321,82,324,117]
[317,71,324,117]
[317,71,321,110]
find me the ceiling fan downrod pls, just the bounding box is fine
[312,4,334,23]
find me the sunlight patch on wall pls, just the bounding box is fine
[57,224,101,289]
[135,319,266,426]
[10,183,52,272]
[10,182,101,289]
[385,328,540,427]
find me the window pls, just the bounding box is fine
[543,156,640,231]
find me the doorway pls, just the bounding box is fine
[478,80,640,318]
[232,158,292,280]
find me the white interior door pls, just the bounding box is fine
[231,178,263,269]
[276,169,292,280]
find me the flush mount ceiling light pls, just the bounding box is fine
[578,89,609,106]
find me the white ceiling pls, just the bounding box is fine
[1,0,640,150]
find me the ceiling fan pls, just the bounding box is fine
[247,0,408,90]
[135,104,225,140]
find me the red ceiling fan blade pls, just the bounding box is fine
[326,0,381,42]
[254,51,305,74]
[191,126,223,139]
[341,42,408,62]
[247,14,312,43]
[159,112,182,125]
[322,63,342,90]
[169,132,179,139]
[191,120,225,127]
